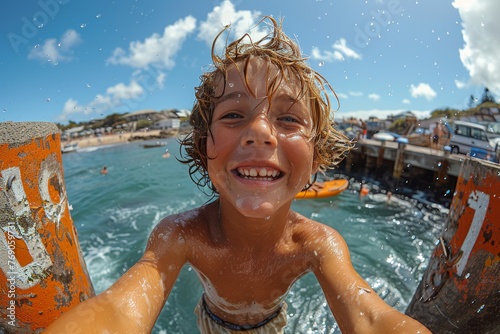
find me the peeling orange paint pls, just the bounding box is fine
[406,158,500,333]
[0,123,95,332]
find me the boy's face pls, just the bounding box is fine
[207,57,317,218]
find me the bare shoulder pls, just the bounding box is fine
[151,206,207,238]
[289,213,349,260]
[146,204,213,265]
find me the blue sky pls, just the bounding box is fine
[1,0,499,124]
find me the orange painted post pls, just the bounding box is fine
[0,122,95,333]
[406,157,500,333]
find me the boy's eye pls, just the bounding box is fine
[221,112,242,119]
[278,115,299,123]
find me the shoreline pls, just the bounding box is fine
[63,130,164,149]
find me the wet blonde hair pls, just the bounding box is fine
[179,16,353,194]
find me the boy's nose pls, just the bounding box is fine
[241,114,277,147]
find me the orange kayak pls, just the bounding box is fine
[295,179,349,199]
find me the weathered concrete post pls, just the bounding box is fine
[392,137,408,181]
[376,139,386,168]
[345,148,353,173]
[406,157,500,333]
[0,122,95,333]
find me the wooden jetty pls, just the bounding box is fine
[339,138,466,205]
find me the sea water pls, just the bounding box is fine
[62,139,447,333]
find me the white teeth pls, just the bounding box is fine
[237,167,280,179]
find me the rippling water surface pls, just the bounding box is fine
[62,140,447,333]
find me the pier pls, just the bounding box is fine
[338,138,466,206]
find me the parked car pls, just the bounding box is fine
[372,130,400,141]
[449,120,499,162]
[479,122,500,147]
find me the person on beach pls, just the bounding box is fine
[45,17,430,333]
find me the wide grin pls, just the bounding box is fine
[236,167,282,181]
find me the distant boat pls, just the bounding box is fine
[61,142,78,154]
[142,141,166,148]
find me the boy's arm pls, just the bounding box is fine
[312,226,431,334]
[44,219,186,333]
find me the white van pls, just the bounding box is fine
[449,120,499,162]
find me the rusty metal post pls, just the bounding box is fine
[0,122,95,333]
[406,157,500,333]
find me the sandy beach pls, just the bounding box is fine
[63,130,165,149]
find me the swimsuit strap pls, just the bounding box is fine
[201,295,283,331]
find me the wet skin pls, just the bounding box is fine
[184,57,322,323]
[44,57,431,333]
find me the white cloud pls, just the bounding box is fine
[58,80,145,121]
[454,79,467,89]
[349,91,363,97]
[106,80,143,100]
[368,93,380,101]
[402,99,411,104]
[156,72,166,89]
[409,83,437,100]
[311,47,344,62]
[453,0,500,96]
[28,29,81,64]
[63,14,189,121]
[337,92,349,100]
[197,0,266,48]
[107,16,197,69]
[311,38,361,62]
[333,38,362,60]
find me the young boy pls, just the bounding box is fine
[45,17,430,333]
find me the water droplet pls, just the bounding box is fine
[319,61,325,67]
[80,23,87,28]
[477,304,485,313]
[46,98,51,102]
[228,82,234,88]
[86,83,91,88]
[96,13,102,19]
[34,44,40,49]
[465,273,470,279]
